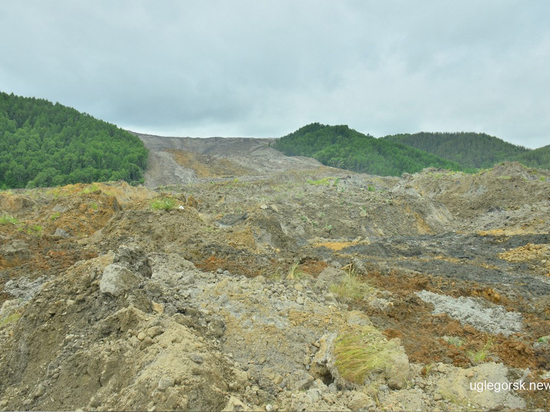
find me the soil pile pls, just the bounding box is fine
[1,145,549,411]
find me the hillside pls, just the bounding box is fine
[0,92,148,189]
[382,132,548,170]
[514,145,550,171]
[1,159,549,411]
[272,123,468,176]
[132,132,321,187]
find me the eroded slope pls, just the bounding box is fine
[1,162,549,411]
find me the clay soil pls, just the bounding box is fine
[1,139,550,410]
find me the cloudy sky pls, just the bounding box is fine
[1,1,549,148]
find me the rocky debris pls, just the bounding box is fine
[435,362,526,410]
[136,134,323,180]
[0,240,31,263]
[4,276,46,302]
[0,244,532,411]
[144,150,198,188]
[417,290,523,337]
[2,158,550,410]
[315,267,347,291]
[53,227,70,238]
[113,244,152,278]
[99,264,141,297]
[390,163,550,234]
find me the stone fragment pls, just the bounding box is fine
[147,326,164,338]
[151,301,164,314]
[189,353,204,364]
[157,377,175,391]
[347,392,374,411]
[315,267,347,290]
[99,264,139,297]
[222,396,251,411]
[54,228,70,238]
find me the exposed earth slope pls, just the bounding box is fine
[1,135,549,411]
[134,132,321,187]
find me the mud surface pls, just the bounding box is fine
[1,137,549,411]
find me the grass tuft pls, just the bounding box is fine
[334,326,389,384]
[82,183,101,194]
[286,262,307,280]
[0,214,19,225]
[151,197,177,211]
[0,312,21,328]
[467,337,493,364]
[330,268,374,301]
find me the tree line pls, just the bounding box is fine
[382,132,530,169]
[273,123,467,176]
[0,91,148,189]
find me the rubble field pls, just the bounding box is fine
[1,137,549,411]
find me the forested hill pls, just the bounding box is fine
[514,145,550,171]
[0,92,148,189]
[272,123,467,176]
[382,132,529,169]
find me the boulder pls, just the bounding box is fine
[99,264,139,297]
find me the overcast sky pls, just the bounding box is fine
[1,1,549,148]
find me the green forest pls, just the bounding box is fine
[0,92,148,189]
[272,123,468,176]
[514,145,550,170]
[382,132,550,171]
[382,132,528,168]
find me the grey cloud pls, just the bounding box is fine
[0,0,549,147]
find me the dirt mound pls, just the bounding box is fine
[1,158,550,410]
[136,133,323,187]
[392,163,550,234]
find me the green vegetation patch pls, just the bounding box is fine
[334,326,392,385]
[82,184,101,194]
[0,312,21,328]
[286,262,308,280]
[383,131,527,169]
[27,224,43,235]
[151,197,178,211]
[0,214,19,225]
[0,91,148,189]
[467,338,494,365]
[384,131,550,172]
[306,177,333,186]
[330,269,374,301]
[273,123,465,176]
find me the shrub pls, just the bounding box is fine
[0,312,21,328]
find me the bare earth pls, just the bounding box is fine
[0,135,549,411]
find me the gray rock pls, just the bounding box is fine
[288,370,315,391]
[1,240,30,261]
[4,276,45,301]
[436,362,526,410]
[158,376,175,391]
[52,204,70,213]
[315,267,347,290]
[347,391,375,411]
[416,290,523,337]
[54,227,70,238]
[189,353,204,364]
[114,245,152,278]
[99,264,139,297]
